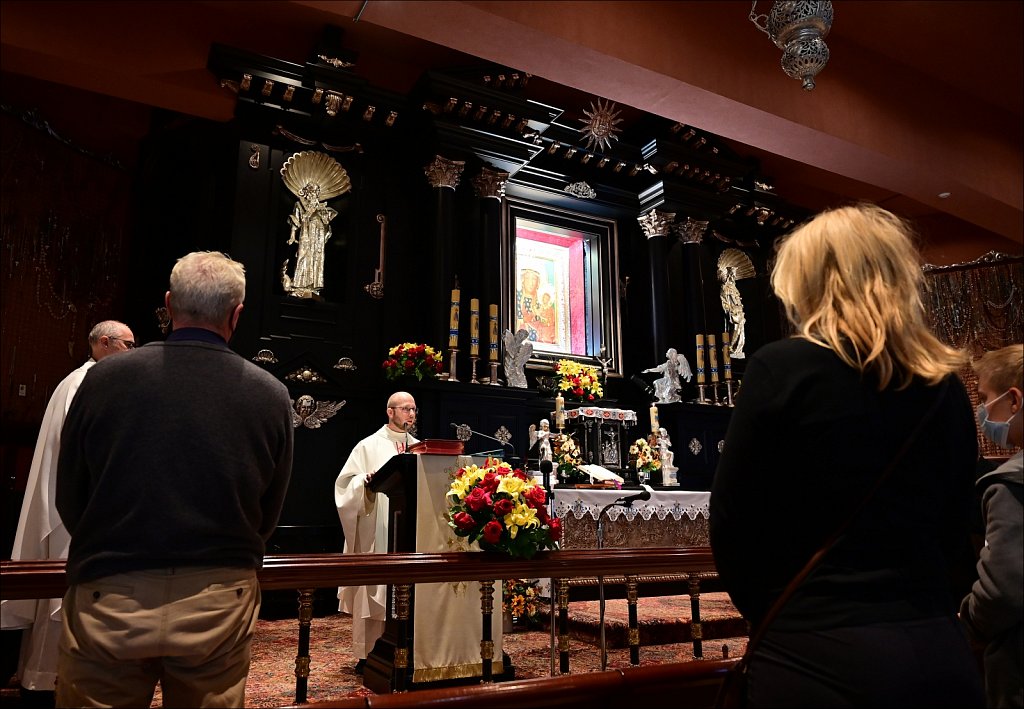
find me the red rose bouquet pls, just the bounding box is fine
[382,342,443,381]
[446,457,561,559]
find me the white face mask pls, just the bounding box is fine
[976,390,1018,447]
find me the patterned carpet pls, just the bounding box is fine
[1,594,746,708]
[236,593,748,708]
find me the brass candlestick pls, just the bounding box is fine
[697,383,710,404]
[470,356,480,384]
[725,379,738,407]
[711,382,722,405]
[488,361,500,386]
[446,348,459,382]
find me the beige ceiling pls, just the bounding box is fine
[2,1,1021,262]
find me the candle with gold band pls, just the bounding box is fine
[488,304,499,361]
[708,334,719,383]
[469,298,480,356]
[448,289,460,348]
[554,394,565,428]
[722,331,733,380]
[696,334,706,384]
[649,404,660,434]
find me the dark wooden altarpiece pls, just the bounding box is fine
[117,29,801,615]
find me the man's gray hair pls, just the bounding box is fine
[88,320,128,344]
[169,251,246,324]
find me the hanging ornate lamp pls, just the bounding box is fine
[749,1,834,91]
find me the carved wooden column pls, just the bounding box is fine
[293,588,315,704]
[424,155,466,352]
[478,580,497,683]
[673,216,709,361]
[638,209,675,365]
[472,166,508,318]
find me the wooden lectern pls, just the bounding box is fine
[363,451,509,693]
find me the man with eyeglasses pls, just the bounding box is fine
[334,391,419,674]
[1,320,134,704]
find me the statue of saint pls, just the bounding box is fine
[284,183,337,296]
[719,265,747,359]
[279,151,351,299]
[657,427,678,476]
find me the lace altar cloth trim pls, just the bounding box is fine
[563,406,638,422]
[553,489,711,549]
[553,490,710,522]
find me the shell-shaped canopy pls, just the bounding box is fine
[717,248,756,281]
[280,151,351,200]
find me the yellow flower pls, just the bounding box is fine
[497,475,528,497]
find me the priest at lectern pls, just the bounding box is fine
[334,391,419,674]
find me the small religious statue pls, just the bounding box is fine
[502,328,534,388]
[643,347,693,404]
[528,418,553,462]
[717,249,756,359]
[279,151,351,299]
[656,427,678,479]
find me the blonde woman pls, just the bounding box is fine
[710,205,984,707]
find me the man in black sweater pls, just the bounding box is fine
[55,251,294,708]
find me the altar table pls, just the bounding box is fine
[552,487,710,549]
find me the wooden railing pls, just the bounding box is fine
[1,547,728,704]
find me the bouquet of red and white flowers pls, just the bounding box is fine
[447,457,561,559]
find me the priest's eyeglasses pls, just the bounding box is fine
[394,405,418,414]
[110,337,136,349]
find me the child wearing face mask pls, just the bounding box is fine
[961,343,1023,709]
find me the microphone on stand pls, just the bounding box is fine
[540,459,553,493]
[612,487,652,507]
[450,422,516,461]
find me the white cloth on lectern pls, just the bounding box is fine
[1,360,94,691]
[334,424,417,658]
[413,454,503,681]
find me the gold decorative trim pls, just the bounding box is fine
[412,661,501,683]
[394,647,408,669]
[285,366,327,384]
[638,209,676,238]
[274,125,317,146]
[692,623,703,640]
[248,145,261,170]
[325,92,343,117]
[317,54,355,69]
[424,155,465,190]
[219,79,240,94]
[472,167,509,200]
[240,74,252,91]
[628,628,640,645]
[385,111,398,127]
[312,88,323,104]
[291,395,346,429]
[282,85,295,102]
[252,348,277,364]
[480,639,494,660]
[294,655,310,678]
[261,79,274,97]
[362,106,376,121]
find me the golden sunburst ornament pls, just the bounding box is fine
[578,98,623,152]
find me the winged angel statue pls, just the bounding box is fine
[291,394,346,429]
[717,249,756,359]
[502,328,533,388]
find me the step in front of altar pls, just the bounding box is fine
[538,592,748,649]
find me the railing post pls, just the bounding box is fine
[479,580,495,683]
[557,577,570,674]
[626,575,640,665]
[294,587,315,704]
[687,575,703,659]
[394,583,412,692]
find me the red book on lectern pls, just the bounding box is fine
[408,439,465,455]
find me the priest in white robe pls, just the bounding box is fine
[334,391,418,672]
[1,320,135,696]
